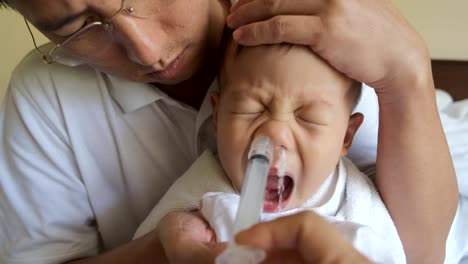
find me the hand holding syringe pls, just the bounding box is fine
[216,135,286,264]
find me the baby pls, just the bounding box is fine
[134,38,405,262]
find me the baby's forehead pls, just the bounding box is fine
[221,43,353,98]
[219,43,361,112]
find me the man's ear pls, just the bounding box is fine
[341,113,364,157]
[211,92,220,133]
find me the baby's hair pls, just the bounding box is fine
[350,81,363,113]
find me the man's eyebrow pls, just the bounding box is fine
[35,9,89,32]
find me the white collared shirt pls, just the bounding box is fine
[0,49,216,263]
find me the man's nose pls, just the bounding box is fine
[112,16,165,67]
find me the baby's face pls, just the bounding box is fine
[213,44,362,212]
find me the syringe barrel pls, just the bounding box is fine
[216,135,274,264]
[232,155,270,236]
[248,135,274,161]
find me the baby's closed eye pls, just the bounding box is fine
[294,108,332,126]
[228,100,265,115]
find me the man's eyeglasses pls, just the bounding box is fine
[25,0,154,64]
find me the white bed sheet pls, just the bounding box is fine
[436,89,468,264]
[437,89,468,199]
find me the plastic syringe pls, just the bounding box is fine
[215,135,274,264]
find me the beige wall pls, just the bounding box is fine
[394,0,468,61]
[1,1,468,100]
[1,9,47,100]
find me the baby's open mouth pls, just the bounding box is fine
[263,174,294,212]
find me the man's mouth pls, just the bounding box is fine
[263,174,294,213]
[146,47,188,82]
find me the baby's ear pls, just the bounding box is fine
[211,92,220,132]
[341,113,364,157]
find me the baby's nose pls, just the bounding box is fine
[253,118,294,153]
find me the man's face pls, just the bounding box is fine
[14,0,228,84]
[213,44,362,212]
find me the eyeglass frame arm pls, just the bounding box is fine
[24,18,109,64]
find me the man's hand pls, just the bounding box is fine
[227,0,429,95]
[157,211,227,263]
[236,211,371,264]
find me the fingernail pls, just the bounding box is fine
[226,15,236,28]
[233,30,242,41]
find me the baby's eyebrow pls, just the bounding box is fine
[288,99,335,116]
[307,98,334,108]
[227,89,259,100]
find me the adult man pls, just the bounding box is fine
[0,0,458,263]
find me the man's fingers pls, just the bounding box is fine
[232,15,322,47]
[228,0,325,28]
[173,242,228,264]
[235,211,366,263]
[194,242,228,263]
[235,212,333,251]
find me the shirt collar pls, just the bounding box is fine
[49,43,161,113]
[106,74,218,155]
[52,41,217,120]
[106,75,165,113]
